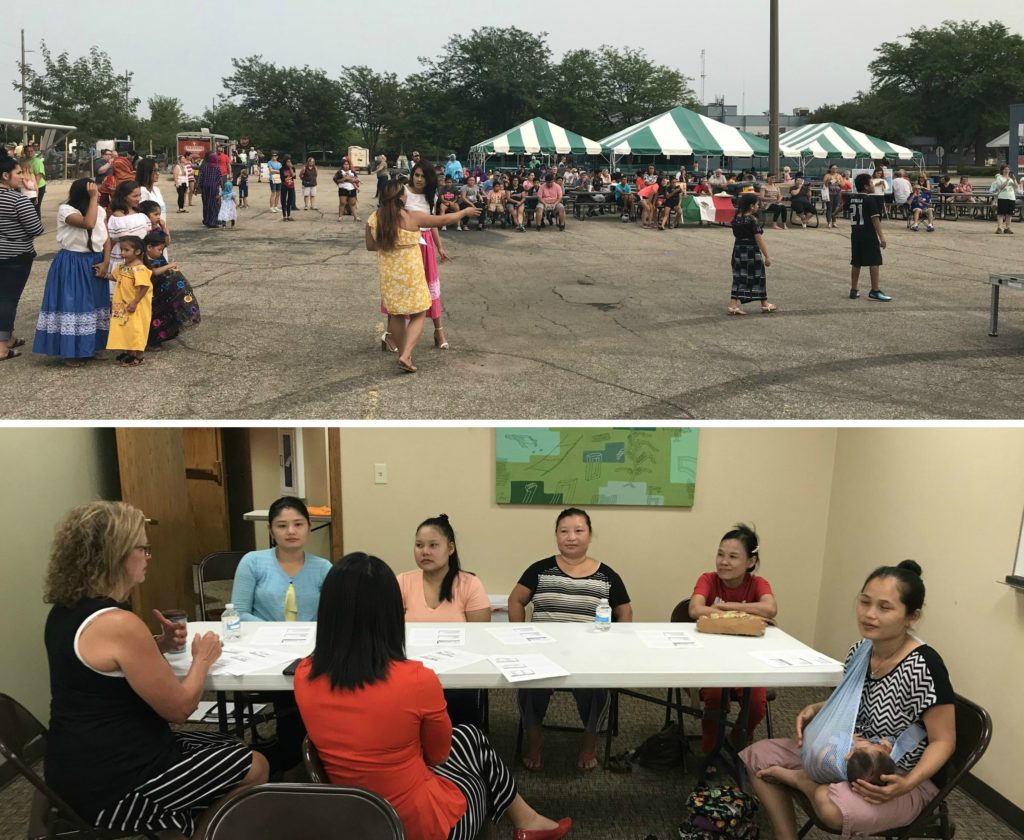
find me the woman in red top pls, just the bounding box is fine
[688,524,778,756]
[294,553,572,840]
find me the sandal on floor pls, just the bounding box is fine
[433,328,449,350]
[0,348,22,360]
[727,307,747,316]
[8,338,25,350]
[380,332,398,353]
[576,751,599,772]
[63,359,87,368]
[761,303,778,313]
[397,359,417,373]
[119,356,144,367]
[521,750,544,773]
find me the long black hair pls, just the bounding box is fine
[0,155,19,182]
[134,157,158,190]
[110,180,140,214]
[65,178,96,252]
[417,514,461,603]
[861,559,925,614]
[410,160,438,214]
[306,552,406,691]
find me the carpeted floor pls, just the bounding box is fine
[2,686,1019,840]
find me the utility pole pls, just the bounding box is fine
[700,49,707,105]
[124,71,131,111]
[20,29,31,143]
[768,0,780,175]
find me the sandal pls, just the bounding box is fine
[0,348,22,361]
[380,332,398,353]
[397,359,417,373]
[761,303,778,313]
[727,307,747,316]
[433,328,449,350]
[575,750,599,772]
[8,338,25,350]
[118,356,144,367]
[63,359,87,368]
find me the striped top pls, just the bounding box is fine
[517,556,630,622]
[0,187,44,259]
[845,639,953,778]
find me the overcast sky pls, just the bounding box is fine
[3,0,1023,126]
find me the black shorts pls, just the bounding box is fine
[339,188,357,199]
[997,198,1016,216]
[850,235,883,268]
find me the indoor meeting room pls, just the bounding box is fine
[1,426,1021,840]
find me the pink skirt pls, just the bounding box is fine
[740,738,938,838]
[381,232,440,319]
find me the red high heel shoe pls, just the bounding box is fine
[512,817,572,840]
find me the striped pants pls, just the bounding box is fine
[95,730,253,836]
[433,724,518,840]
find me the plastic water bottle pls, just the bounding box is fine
[594,598,612,631]
[221,603,241,641]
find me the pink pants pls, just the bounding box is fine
[740,737,938,838]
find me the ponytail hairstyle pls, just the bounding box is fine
[861,559,925,615]
[736,193,760,217]
[720,523,760,572]
[417,514,462,603]
[374,179,406,252]
[65,178,96,251]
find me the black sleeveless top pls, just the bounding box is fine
[44,597,179,819]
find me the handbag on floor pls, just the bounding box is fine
[679,784,759,840]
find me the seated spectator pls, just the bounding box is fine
[295,553,573,840]
[760,173,788,230]
[954,176,973,195]
[458,176,486,232]
[692,176,712,196]
[486,180,507,227]
[709,169,728,192]
[534,172,566,231]
[562,167,579,188]
[642,164,658,185]
[891,169,912,214]
[909,185,935,232]
[781,165,793,183]
[506,176,527,232]
[613,174,635,220]
[437,177,461,229]
[789,175,815,228]
[938,175,954,195]
[43,502,267,836]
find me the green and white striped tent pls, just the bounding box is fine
[470,117,604,157]
[598,107,801,158]
[778,123,922,162]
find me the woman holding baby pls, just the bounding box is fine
[741,560,955,839]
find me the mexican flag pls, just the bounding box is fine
[680,195,736,225]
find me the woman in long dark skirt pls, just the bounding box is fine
[199,152,222,228]
[729,193,777,315]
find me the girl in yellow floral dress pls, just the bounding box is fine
[366,181,478,372]
[105,236,152,366]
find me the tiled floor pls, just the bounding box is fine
[2,687,1019,840]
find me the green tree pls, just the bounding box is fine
[199,100,252,146]
[222,56,348,154]
[14,42,140,147]
[339,66,402,155]
[592,47,700,131]
[142,95,188,157]
[541,50,606,139]
[809,87,921,146]
[867,20,1024,164]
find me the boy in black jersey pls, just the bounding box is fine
[848,173,891,301]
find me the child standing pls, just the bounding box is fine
[848,173,891,301]
[19,162,38,204]
[218,178,237,228]
[689,524,778,759]
[237,169,249,209]
[729,193,776,315]
[106,236,152,366]
[145,231,200,349]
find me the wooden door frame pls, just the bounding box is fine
[328,428,343,561]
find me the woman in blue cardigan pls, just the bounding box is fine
[231,496,332,775]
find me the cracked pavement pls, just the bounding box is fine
[3,181,1023,420]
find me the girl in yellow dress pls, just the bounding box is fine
[366,181,478,373]
[106,236,152,366]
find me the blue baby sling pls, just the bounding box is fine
[801,640,926,783]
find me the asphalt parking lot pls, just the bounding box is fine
[3,179,1023,420]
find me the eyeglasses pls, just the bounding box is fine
[134,544,153,557]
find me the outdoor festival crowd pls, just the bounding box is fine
[2,138,1022,371]
[39,497,956,840]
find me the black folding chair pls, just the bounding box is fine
[0,692,159,840]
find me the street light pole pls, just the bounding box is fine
[768,0,780,174]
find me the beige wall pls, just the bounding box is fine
[248,428,331,559]
[814,428,1024,807]
[0,429,119,722]
[337,428,838,644]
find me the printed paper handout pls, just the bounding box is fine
[411,648,487,674]
[487,654,569,683]
[635,629,703,649]
[247,625,316,647]
[486,625,556,645]
[748,650,841,668]
[408,627,467,647]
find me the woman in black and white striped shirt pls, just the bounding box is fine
[0,152,44,360]
[509,508,632,773]
[741,560,955,840]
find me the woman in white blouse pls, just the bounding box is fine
[32,178,110,366]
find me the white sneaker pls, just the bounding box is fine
[441,225,447,231]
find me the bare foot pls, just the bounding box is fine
[757,765,798,785]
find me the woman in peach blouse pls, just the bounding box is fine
[398,514,490,725]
